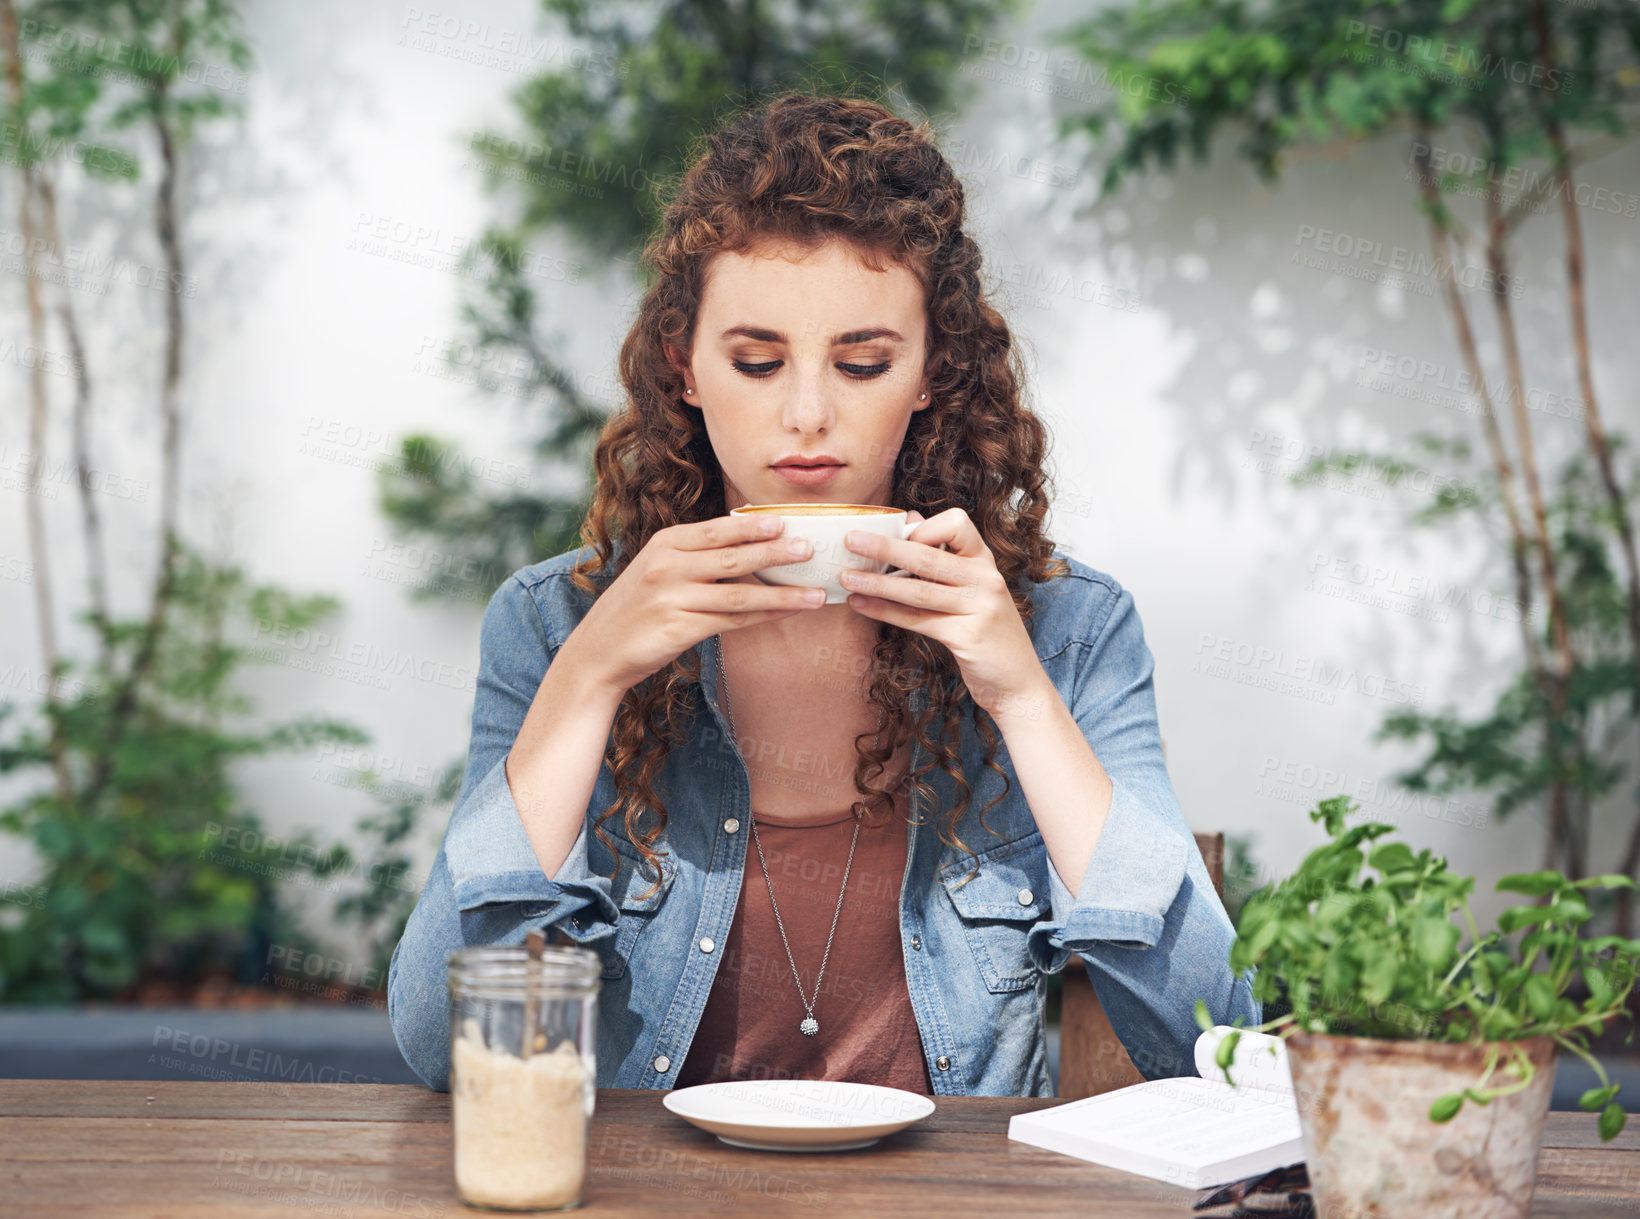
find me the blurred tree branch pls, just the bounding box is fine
[1059,0,1640,897]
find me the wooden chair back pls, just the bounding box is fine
[1056,831,1225,1099]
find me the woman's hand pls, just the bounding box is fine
[838,508,1045,717]
[567,514,826,697]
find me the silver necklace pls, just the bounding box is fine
[716,635,859,1038]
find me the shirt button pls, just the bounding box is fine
[654,1055,671,1073]
[1017,888,1034,906]
[935,1055,951,1071]
[698,937,715,953]
[910,935,922,950]
[724,818,740,833]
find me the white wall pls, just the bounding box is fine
[1,0,1635,962]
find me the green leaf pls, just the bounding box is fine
[1369,842,1416,875]
[1580,1085,1618,1112]
[1497,871,1566,897]
[1194,998,1213,1032]
[1499,905,1550,934]
[1430,1093,1464,1122]
[1524,974,1557,1021]
[1360,943,1400,1005]
[1574,875,1636,890]
[1412,917,1460,969]
[1600,1100,1626,1142]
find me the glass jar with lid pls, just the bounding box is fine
[447,942,600,1211]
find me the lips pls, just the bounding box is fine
[772,461,844,487]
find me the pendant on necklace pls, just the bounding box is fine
[800,1016,819,1037]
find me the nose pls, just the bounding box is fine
[780,359,832,436]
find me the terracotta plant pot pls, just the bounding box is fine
[1284,1030,1557,1219]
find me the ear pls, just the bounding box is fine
[664,343,695,400]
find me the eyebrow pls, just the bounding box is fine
[719,325,905,345]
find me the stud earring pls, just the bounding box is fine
[919,392,927,400]
[684,388,694,395]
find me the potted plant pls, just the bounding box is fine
[1197,795,1639,1219]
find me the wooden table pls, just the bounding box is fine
[3,1081,1639,1216]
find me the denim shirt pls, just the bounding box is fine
[387,544,1260,1096]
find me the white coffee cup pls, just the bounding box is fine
[729,503,918,605]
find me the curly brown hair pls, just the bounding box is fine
[570,91,1070,897]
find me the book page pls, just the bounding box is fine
[1080,1076,1300,1162]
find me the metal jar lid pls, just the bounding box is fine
[446,944,600,1000]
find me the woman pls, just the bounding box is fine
[388,92,1258,1097]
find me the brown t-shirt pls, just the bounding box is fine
[675,811,934,1094]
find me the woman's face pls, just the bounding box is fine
[673,236,930,510]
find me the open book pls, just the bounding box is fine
[1008,1026,1304,1191]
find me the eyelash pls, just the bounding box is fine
[731,360,892,381]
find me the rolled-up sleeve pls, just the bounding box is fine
[439,572,618,932]
[388,571,619,1090]
[1024,580,1259,1079]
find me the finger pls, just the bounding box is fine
[677,579,826,615]
[670,513,783,552]
[841,567,970,612]
[713,605,817,630]
[848,530,970,585]
[903,508,984,558]
[685,535,817,580]
[847,592,937,631]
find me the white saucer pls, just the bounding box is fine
[662,1079,936,1152]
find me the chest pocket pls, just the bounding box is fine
[939,830,1052,993]
[599,842,677,981]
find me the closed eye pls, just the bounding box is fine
[732,360,893,380]
[839,362,891,379]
